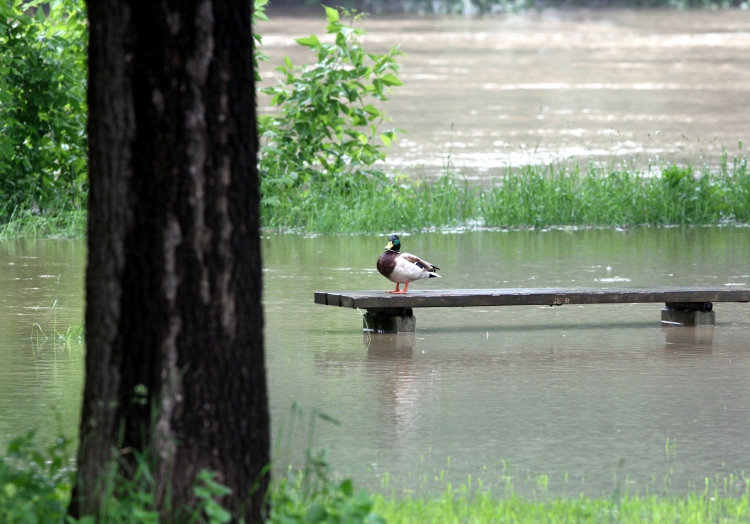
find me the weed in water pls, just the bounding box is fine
[29,277,85,354]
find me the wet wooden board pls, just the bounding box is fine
[314,287,750,310]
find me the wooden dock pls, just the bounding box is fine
[314,287,750,333]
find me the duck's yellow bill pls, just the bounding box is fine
[385,241,393,250]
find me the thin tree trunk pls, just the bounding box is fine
[70,0,268,520]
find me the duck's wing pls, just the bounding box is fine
[400,252,440,272]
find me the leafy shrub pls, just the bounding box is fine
[0,432,238,523]
[0,431,73,524]
[0,0,88,217]
[258,7,403,214]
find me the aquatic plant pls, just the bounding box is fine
[29,276,85,354]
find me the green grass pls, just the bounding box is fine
[0,208,86,239]
[374,487,750,523]
[480,157,750,228]
[1,155,749,238]
[262,154,750,234]
[3,431,750,523]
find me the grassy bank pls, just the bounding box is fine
[3,440,750,524]
[0,209,86,240]
[374,488,750,523]
[1,157,749,239]
[263,155,750,234]
[3,431,750,523]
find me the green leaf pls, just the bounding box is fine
[284,55,293,69]
[306,504,328,523]
[362,104,381,117]
[381,73,403,86]
[296,35,320,47]
[205,504,233,523]
[324,6,340,23]
[339,478,354,496]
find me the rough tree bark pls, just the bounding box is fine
[69,0,268,520]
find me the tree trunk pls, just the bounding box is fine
[69,0,268,520]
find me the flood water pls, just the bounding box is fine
[2,228,750,497]
[259,8,750,178]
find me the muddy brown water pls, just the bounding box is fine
[2,228,749,496]
[259,8,750,179]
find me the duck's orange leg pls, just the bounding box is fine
[386,283,401,294]
[390,281,410,294]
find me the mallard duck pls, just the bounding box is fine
[377,234,441,294]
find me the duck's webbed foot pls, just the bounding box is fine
[389,281,409,294]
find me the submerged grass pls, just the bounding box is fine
[263,154,750,234]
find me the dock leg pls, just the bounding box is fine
[363,308,416,334]
[661,302,715,326]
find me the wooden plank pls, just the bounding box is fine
[326,293,342,307]
[313,287,750,310]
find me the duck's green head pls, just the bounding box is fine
[385,234,401,252]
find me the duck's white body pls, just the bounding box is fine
[377,235,441,294]
[382,251,440,284]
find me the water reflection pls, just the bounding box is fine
[365,334,419,450]
[365,332,416,360]
[662,324,714,355]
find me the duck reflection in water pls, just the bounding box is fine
[662,325,714,357]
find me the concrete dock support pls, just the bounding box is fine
[661,302,715,326]
[363,308,416,333]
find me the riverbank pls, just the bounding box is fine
[0,209,86,240]
[262,156,750,233]
[10,159,744,238]
[374,488,750,523]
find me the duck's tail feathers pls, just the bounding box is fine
[428,272,441,278]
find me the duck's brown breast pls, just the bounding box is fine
[377,251,397,277]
